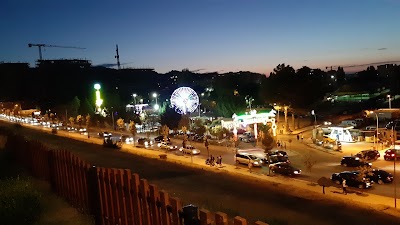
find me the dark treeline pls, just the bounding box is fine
[1,61,399,118]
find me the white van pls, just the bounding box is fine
[340,120,357,127]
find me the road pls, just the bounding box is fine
[3,121,400,225]
[36,123,400,199]
[100,129,400,199]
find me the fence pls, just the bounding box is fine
[3,131,269,225]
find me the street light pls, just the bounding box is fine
[132,93,137,105]
[311,110,317,126]
[388,95,392,109]
[245,96,254,111]
[152,93,158,105]
[369,111,379,150]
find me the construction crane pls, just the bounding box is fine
[115,44,121,70]
[28,43,86,61]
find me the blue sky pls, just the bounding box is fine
[1,0,400,74]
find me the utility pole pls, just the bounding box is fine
[115,44,121,70]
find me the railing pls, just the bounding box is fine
[3,130,269,225]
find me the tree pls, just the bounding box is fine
[192,119,206,136]
[317,177,331,194]
[117,118,125,130]
[68,96,80,118]
[85,114,91,129]
[258,124,275,150]
[69,117,75,126]
[160,125,170,143]
[76,115,83,127]
[80,98,94,116]
[303,150,317,183]
[128,121,137,144]
[178,115,190,130]
[160,107,181,130]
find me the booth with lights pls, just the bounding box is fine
[226,110,277,140]
[327,125,355,142]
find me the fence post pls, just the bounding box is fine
[87,165,102,225]
[215,212,228,225]
[254,221,269,225]
[199,209,211,225]
[233,216,247,225]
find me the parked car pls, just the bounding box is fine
[262,155,290,165]
[235,153,263,167]
[355,150,380,161]
[340,156,372,167]
[158,141,178,151]
[266,149,288,158]
[384,149,400,160]
[269,162,301,176]
[330,171,372,189]
[103,136,123,149]
[365,169,393,184]
[179,145,200,155]
[137,138,154,148]
[154,135,170,143]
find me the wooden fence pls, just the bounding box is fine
[4,132,269,225]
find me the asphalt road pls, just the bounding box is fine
[3,122,400,225]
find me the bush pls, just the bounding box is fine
[0,177,42,225]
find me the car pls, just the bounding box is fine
[365,169,393,184]
[179,145,200,155]
[262,155,290,165]
[154,135,170,143]
[266,149,288,157]
[137,138,154,148]
[330,171,372,189]
[241,135,256,143]
[121,135,134,144]
[103,136,123,149]
[355,150,380,161]
[269,162,301,176]
[158,141,178,151]
[384,149,400,160]
[340,156,372,167]
[235,153,263,167]
[98,131,112,137]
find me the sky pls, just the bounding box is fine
[1,0,400,75]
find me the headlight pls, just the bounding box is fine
[294,171,299,174]
[254,161,259,164]
[368,163,372,166]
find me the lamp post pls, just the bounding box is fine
[245,96,254,111]
[311,110,317,127]
[370,111,379,150]
[152,93,159,112]
[388,95,392,109]
[284,106,288,133]
[132,93,137,105]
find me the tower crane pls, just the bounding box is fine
[28,43,86,61]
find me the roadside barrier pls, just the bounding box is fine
[4,130,269,225]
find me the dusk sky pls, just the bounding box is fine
[1,0,400,74]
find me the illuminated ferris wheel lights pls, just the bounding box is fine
[170,87,199,115]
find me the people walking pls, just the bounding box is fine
[217,155,222,167]
[342,179,347,195]
[297,134,300,141]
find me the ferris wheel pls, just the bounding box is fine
[170,87,199,115]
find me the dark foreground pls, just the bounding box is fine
[6,123,400,225]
